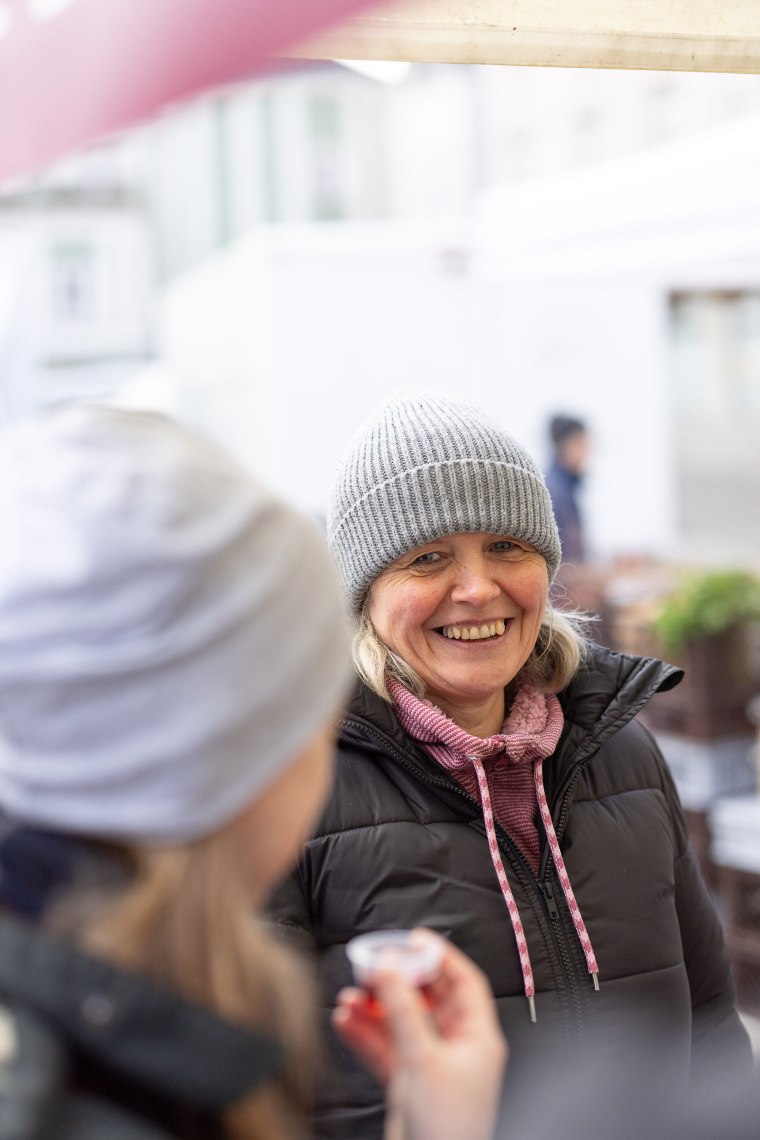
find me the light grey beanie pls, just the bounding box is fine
[328,389,561,612]
[0,404,352,844]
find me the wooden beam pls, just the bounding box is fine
[286,0,760,74]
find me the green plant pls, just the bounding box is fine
[653,569,760,657]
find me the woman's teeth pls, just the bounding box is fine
[441,620,506,641]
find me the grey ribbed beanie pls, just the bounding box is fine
[328,389,561,612]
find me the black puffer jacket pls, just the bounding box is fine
[268,644,752,1140]
[0,914,284,1140]
[0,827,284,1140]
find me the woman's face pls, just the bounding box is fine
[368,532,548,727]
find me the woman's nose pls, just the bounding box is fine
[449,561,501,606]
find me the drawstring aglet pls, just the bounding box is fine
[592,972,600,992]
[527,994,537,1023]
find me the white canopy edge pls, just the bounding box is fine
[285,0,760,73]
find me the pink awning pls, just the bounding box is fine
[0,0,381,183]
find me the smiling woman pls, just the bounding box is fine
[268,388,753,1140]
[367,532,550,737]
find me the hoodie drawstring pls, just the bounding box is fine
[387,675,600,1024]
[470,753,600,1023]
[534,757,600,991]
[470,755,537,1022]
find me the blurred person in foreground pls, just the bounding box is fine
[0,405,505,1140]
[268,389,752,1140]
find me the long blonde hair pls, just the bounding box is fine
[353,596,591,704]
[49,816,316,1140]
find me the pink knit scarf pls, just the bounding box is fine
[388,676,600,1022]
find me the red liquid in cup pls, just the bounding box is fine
[346,931,444,1017]
[360,981,436,1018]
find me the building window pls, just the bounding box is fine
[307,94,345,220]
[732,292,760,413]
[50,243,96,321]
[670,290,760,418]
[667,290,760,563]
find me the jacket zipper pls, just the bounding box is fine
[536,749,600,1034]
[343,716,596,1030]
[539,876,584,1031]
[538,747,599,880]
[553,748,600,845]
[542,879,559,921]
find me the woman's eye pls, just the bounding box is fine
[492,540,519,553]
[412,551,441,565]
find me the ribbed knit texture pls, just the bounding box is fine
[390,678,558,871]
[389,677,600,1020]
[328,390,562,611]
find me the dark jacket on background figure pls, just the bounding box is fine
[545,459,585,564]
[0,832,282,1140]
[268,644,752,1140]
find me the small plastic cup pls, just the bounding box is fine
[345,930,443,1015]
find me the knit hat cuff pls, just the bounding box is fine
[330,458,560,611]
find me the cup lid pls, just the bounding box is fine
[345,929,443,987]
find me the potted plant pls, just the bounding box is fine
[644,569,760,741]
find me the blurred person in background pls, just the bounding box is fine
[543,413,610,631]
[544,413,590,568]
[0,405,505,1140]
[268,389,752,1140]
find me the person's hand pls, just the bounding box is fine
[333,929,507,1140]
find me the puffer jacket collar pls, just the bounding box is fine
[342,643,683,791]
[556,643,682,762]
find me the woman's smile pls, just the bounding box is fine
[436,618,508,641]
[368,532,548,735]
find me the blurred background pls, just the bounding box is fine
[2,10,760,1030]
[2,61,760,568]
